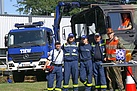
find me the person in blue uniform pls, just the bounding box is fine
[62,33,79,91]
[79,35,93,91]
[43,41,64,91]
[91,33,107,91]
[7,76,12,83]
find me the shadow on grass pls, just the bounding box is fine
[67,86,85,91]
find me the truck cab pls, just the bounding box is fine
[5,21,53,82]
[70,3,137,56]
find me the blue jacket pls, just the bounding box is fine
[62,42,79,61]
[91,40,106,61]
[79,43,92,61]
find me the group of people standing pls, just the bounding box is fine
[43,28,125,91]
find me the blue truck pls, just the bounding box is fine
[5,22,54,82]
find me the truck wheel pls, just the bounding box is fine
[36,70,46,81]
[13,71,25,82]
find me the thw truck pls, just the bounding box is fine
[5,22,54,82]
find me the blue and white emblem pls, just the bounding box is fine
[116,49,126,61]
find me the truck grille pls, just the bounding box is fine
[9,52,43,63]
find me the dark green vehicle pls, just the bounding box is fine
[67,0,137,87]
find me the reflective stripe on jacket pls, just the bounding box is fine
[63,42,78,61]
[106,39,119,61]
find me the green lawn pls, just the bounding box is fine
[0,76,124,91]
[0,79,85,91]
[0,82,46,91]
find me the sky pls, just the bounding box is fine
[4,0,19,15]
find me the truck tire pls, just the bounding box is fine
[13,71,25,82]
[36,70,46,81]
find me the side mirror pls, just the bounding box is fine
[4,34,8,47]
[106,16,111,28]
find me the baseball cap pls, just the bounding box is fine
[55,41,61,45]
[81,35,87,39]
[95,33,100,36]
[107,28,114,34]
[68,33,74,37]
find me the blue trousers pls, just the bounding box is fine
[80,60,92,91]
[63,61,78,91]
[47,66,63,90]
[93,61,107,91]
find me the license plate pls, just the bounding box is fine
[22,64,30,67]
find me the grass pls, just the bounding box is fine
[0,77,85,91]
[0,76,125,91]
[0,82,47,91]
[0,75,85,91]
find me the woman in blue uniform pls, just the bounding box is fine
[79,35,93,91]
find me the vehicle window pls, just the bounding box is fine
[108,12,132,30]
[108,13,121,30]
[8,30,46,46]
[75,24,87,38]
[88,23,96,35]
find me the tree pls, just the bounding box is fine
[16,0,95,15]
[16,0,59,15]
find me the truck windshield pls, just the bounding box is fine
[8,30,46,47]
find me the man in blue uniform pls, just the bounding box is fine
[43,41,63,91]
[79,35,93,91]
[62,33,79,91]
[91,33,107,91]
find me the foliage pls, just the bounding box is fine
[16,0,95,15]
[0,76,7,83]
[16,0,60,15]
[0,76,13,83]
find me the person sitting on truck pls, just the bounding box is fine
[43,41,64,91]
[7,76,12,83]
[118,13,132,30]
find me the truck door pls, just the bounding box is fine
[108,12,136,50]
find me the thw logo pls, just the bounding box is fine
[20,49,31,53]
